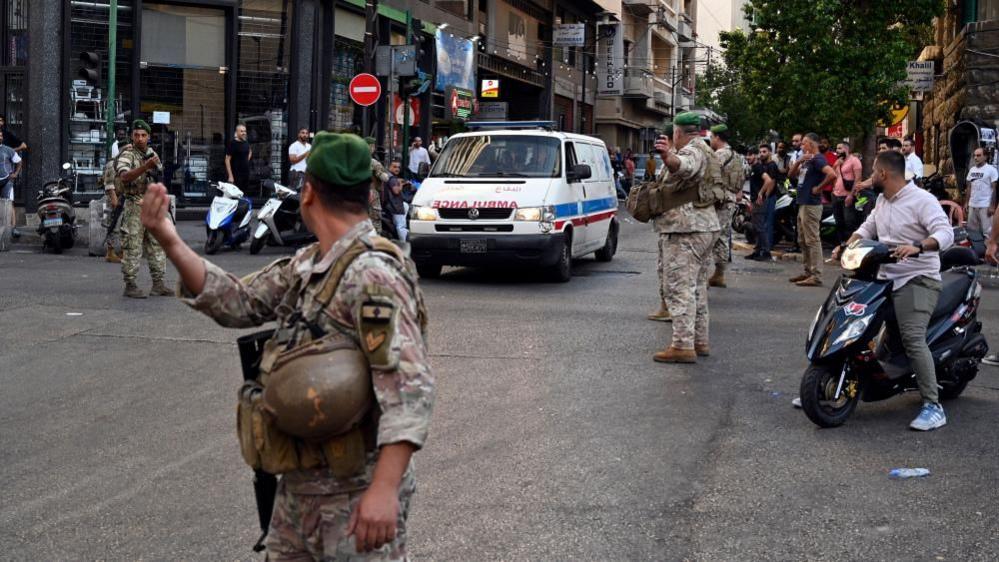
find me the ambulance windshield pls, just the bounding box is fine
[430,135,562,179]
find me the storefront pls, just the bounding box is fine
[0,0,27,204]
[66,0,293,203]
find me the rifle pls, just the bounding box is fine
[237,329,279,553]
[103,201,123,247]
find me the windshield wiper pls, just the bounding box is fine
[492,172,530,177]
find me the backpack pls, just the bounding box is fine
[719,149,745,195]
[687,140,727,208]
[100,147,128,196]
[625,180,657,223]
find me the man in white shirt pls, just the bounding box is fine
[902,138,923,183]
[964,147,997,238]
[287,128,311,190]
[407,136,431,178]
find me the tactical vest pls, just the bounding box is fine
[119,148,158,197]
[646,140,727,215]
[237,235,428,478]
[717,147,746,195]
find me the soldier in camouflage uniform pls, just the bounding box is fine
[368,137,388,235]
[708,124,746,288]
[652,113,721,364]
[116,120,170,298]
[138,132,434,561]
[649,124,673,323]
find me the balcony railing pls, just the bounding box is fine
[623,0,655,16]
[624,70,654,98]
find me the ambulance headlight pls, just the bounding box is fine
[411,206,438,221]
[514,206,555,223]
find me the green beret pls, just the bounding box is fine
[132,119,151,134]
[306,132,371,187]
[710,124,728,134]
[364,136,377,145]
[662,123,674,136]
[673,112,701,127]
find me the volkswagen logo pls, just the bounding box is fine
[468,208,480,220]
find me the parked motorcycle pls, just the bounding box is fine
[953,225,987,263]
[731,198,755,244]
[205,181,252,255]
[249,181,314,255]
[799,239,988,428]
[36,162,78,254]
[772,185,839,247]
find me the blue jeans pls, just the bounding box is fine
[0,178,12,200]
[753,195,777,254]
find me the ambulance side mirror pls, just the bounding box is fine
[568,164,591,183]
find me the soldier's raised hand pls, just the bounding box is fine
[140,183,178,246]
[146,154,161,169]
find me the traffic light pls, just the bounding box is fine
[410,18,426,57]
[78,51,101,87]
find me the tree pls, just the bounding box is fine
[695,33,769,148]
[706,0,942,154]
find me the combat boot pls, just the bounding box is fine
[695,344,710,357]
[149,280,174,297]
[653,346,697,364]
[708,268,726,288]
[647,303,672,322]
[105,246,122,263]
[123,282,147,299]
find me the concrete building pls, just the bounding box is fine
[695,0,750,54]
[918,0,999,189]
[593,0,699,154]
[8,0,604,214]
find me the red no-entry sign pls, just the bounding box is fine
[349,73,382,107]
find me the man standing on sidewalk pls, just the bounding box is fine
[964,147,997,239]
[746,144,779,262]
[0,131,22,201]
[287,128,311,191]
[832,141,862,246]
[902,138,924,183]
[652,112,721,364]
[116,119,170,299]
[788,133,836,287]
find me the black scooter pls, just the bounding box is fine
[800,240,989,428]
[36,162,78,254]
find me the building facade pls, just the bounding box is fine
[14,0,604,212]
[594,0,698,155]
[694,0,749,55]
[919,0,999,189]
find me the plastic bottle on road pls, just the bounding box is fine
[888,468,931,479]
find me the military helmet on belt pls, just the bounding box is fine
[262,342,373,441]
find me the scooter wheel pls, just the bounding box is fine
[250,236,265,255]
[800,362,861,428]
[205,231,223,255]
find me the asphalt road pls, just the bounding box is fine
[2,216,998,561]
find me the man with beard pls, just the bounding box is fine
[746,144,779,262]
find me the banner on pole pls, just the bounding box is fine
[597,22,624,96]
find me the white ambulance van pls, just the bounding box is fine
[408,122,619,282]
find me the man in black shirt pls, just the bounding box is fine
[224,123,252,191]
[747,144,779,261]
[383,160,409,241]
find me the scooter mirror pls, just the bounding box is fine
[62,162,72,170]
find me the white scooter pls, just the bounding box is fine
[205,181,252,255]
[249,181,315,255]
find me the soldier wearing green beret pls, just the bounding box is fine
[708,124,747,288]
[651,112,722,363]
[138,132,434,559]
[116,119,168,298]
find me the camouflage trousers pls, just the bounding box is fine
[712,202,735,271]
[660,231,718,349]
[120,198,166,284]
[266,473,415,561]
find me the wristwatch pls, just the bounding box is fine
[914,242,924,253]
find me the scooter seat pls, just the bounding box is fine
[931,270,972,321]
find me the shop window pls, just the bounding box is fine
[329,38,363,132]
[435,1,471,20]
[236,0,293,199]
[68,0,134,195]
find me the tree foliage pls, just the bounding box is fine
[697,0,943,143]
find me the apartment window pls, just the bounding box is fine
[980,0,999,21]
[436,0,471,20]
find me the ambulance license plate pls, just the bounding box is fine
[459,239,487,253]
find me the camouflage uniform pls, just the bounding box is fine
[116,146,166,284]
[180,220,433,561]
[712,145,745,271]
[371,159,389,235]
[653,141,721,350]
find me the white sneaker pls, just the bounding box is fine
[909,402,947,431]
[791,397,802,409]
[981,354,999,366]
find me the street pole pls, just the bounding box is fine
[402,10,412,176]
[363,0,378,138]
[105,0,118,156]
